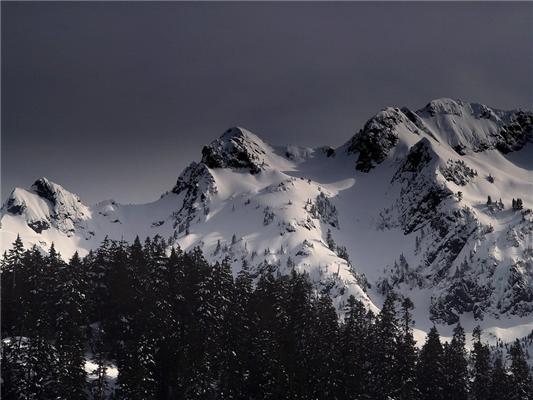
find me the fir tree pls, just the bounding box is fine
[248,269,287,399]
[397,297,417,400]
[417,326,445,400]
[370,291,400,399]
[443,323,469,400]
[340,295,372,398]
[508,339,533,400]
[489,354,511,400]
[54,252,88,400]
[326,229,336,251]
[220,262,254,399]
[471,326,492,400]
[310,294,341,400]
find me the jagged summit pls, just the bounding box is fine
[341,99,533,174]
[417,98,533,154]
[345,107,424,172]
[200,126,296,174]
[201,127,273,174]
[2,177,90,236]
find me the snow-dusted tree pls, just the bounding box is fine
[326,228,336,251]
[488,354,511,400]
[508,339,533,400]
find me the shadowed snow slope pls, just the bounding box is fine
[2,99,532,340]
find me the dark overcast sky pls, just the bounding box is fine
[2,2,532,204]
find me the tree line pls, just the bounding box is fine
[1,235,532,400]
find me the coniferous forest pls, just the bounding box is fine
[1,235,533,400]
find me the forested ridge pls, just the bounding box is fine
[1,235,532,400]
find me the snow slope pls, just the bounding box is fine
[2,98,532,340]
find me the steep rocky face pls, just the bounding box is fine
[497,111,533,153]
[346,107,421,172]
[201,127,275,174]
[170,162,217,233]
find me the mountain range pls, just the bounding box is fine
[2,97,532,341]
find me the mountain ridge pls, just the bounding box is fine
[2,98,532,338]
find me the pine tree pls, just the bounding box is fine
[86,237,112,324]
[54,252,88,400]
[340,295,373,398]
[443,323,469,400]
[471,326,492,400]
[310,294,341,400]
[1,337,25,400]
[20,335,60,400]
[156,246,186,399]
[397,297,417,400]
[417,326,445,400]
[248,269,287,399]
[370,291,400,399]
[1,237,26,337]
[508,339,533,400]
[89,325,109,400]
[282,270,315,399]
[220,261,254,399]
[489,354,511,400]
[326,229,336,251]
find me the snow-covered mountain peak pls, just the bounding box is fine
[201,126,295,174]
[418,98,472,117]
[1,177,91,236]
[344,107,424,172]
[416,99,533,155]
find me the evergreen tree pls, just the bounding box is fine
[248,269,287,399]
[326,229,336,251]
[89,325,110,400]
[6,232,530,400]
[471,326,492,400]
[417,326,445,400]
[340,295,373,399]
[282,270,315,399]
[54,252,88,400]
[1,236,25,335]
[443,323,469,400]
[310,294,341,400]
[397,297,417,400]
[370,291,400,399]
[220,262,254,399]
[19,335,60,400]
[508,339,533,400]
[489,354,511,400]
[1,337,25,400]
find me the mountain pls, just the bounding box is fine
[2,98,532,338]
